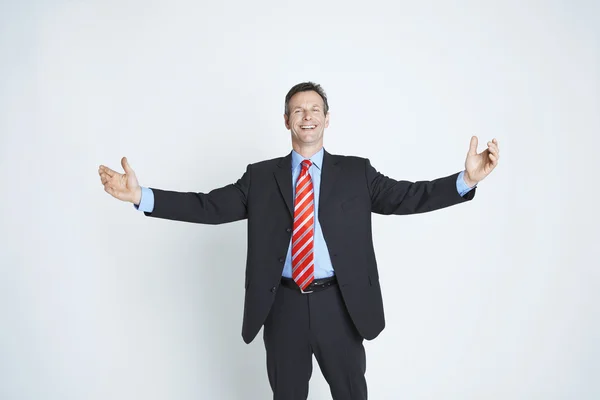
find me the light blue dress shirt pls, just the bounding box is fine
[135,151,476,278]
[281,148,333,278]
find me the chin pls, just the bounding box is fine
[300,136,320,144]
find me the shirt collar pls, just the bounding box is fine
[291,147,324,171]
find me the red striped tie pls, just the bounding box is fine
[292,160,315,291]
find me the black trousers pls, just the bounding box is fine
[263,281,368,400]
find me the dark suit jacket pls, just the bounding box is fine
[144,150,476,343]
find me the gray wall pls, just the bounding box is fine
[1,0,598,399]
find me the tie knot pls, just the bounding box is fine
[302,160,312,170]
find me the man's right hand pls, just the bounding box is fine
[98,157,142,205]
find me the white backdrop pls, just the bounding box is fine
[1,0,599,399]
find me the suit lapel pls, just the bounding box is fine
[274,152,294,217]
[274,149,341,218]
[319,150,341,215]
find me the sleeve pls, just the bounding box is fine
[133,187,155,213]
[365,159,475,215]
[141,164,251,225]
[456,170,476,196]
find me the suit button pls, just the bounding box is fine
[271,286,277,293]
[286,228,291,232]
[279,257,284,262]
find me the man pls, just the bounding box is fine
[98,82,500,399]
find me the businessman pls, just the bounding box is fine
[98,82,500,399]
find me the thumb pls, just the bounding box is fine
[468,136,478,156]
[121,156,133,174]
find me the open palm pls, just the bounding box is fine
[464,136,500,186]
[98,157,142,204]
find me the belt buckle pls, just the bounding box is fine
[300,286,313,294]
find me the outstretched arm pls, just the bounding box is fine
[367,161,473,215]
[367,136,499,215]
[143,166,250,224]
[98,157,250,224]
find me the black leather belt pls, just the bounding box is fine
[280,276,337,294]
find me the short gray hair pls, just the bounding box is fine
[284,82,329,116]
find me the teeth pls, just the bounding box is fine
[301,126,316,129]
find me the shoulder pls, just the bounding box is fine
[328,152,369,169]
[250,157,281,168]
[331,154,366,163]
[246,154,289,174]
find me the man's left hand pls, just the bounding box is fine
[463,136,500,187]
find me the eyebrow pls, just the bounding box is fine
[293,104,322,110]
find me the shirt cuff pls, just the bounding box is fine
[133,187,154,213]
[456,170,476,196]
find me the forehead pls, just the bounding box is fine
[288,90,324,109]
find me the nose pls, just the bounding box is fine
[303,113,312,121]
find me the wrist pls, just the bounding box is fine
[133,186,142,205]
[463,172,478,188]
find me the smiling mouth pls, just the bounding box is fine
[300,125,317,130]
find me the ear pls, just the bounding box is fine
[324,112,330,128]
[284,113,290,130]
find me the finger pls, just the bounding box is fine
[489,153,498,165]
[469,136,478,156]
[487,143,499,156]
[99,165,115,178]
[104,184,120,197]
[121,157,132,174]
[100,171,117,185]
[493,144,500,158]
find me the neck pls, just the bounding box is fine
[292,142,323,159]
